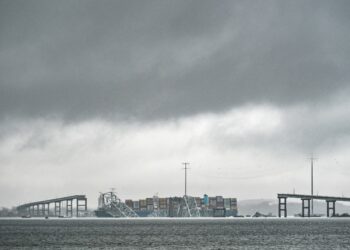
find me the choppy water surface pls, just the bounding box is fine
[1,218,350,249]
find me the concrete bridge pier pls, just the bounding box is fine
[326,200,336,217]
[54,201,62,217]
[76,198,87,217]
[41,203,49,216]
[301,198,311,217]
[41,204,45,216]
[278,197,287,217]
[66,199,73,217]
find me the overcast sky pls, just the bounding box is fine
[1,0,350,208]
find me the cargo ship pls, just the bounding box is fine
[95,191,238,218]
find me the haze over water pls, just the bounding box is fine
[1,218,350,249]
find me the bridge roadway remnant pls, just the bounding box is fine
[17,195,87,217]
[277,193,350,218]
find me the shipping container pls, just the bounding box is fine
[203,194,209,206]
[146,198,153,205]
[125,199,133,209]
[159,198,168,205]
[216,202,224,209]
[216,196,224,202]
[133,201,140,210]
[139,199,147,208]
[230,198,237,204]
[230,198,237,210]
[209,197,216,206]
[159,204,168,209]
[213,208,225,217]
[119,195,237,217]
[153,196,159,209]
[225,209,237,217]
[224,198,231,209]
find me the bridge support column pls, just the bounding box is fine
[66,199,73,217]
[41,204,45,216]
[76,199,79,217]
[76,198,87,217]
[54,201,61,217]
[43,203,49,216]
[301,199,311,217]
[326,200,336,217]
[278,197,287,217]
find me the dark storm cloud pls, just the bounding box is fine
[1,0,350,121]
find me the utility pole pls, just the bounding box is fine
[310,155,317,215]
[182,162,190,197]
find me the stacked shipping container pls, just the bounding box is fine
[124,195,238,217]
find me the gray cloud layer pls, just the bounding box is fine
[1,0,350,121]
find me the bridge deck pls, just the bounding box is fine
[278,193,350,202]
[17,195,87,208]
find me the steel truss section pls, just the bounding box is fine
[177,195,201,217]
[99,191,139,218]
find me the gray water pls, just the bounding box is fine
[1,218,350,249]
